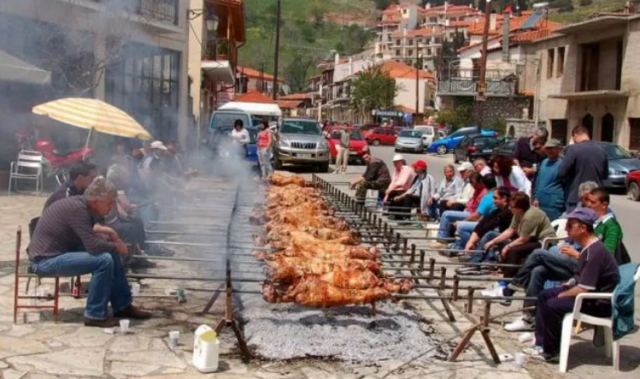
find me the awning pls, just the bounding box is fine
[0,49,51,85]
[218,101,282,117]
[202,60,235,84]
[549,90,629,101]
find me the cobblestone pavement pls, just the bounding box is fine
[0,181,638,379]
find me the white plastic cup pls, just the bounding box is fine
[119,319,130,334]
[169,330,180,348]
[131,283,141,296]
[514,352,527,367]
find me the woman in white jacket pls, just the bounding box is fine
[492,155,531,196]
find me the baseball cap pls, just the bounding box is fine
[150,140,168,151]
[457,162,473,172]
[543,138,562,149]
[566,207,598,226]
[412,160,427,170]
[392,154,405,162]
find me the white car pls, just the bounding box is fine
[414,125,435,147]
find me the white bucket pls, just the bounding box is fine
[192,325,220,373]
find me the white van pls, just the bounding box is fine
[413,125,436,147]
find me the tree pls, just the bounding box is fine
[284,53,316,93]
[436,103,473,130]
[373,0,397,10]
[350,66,398,120]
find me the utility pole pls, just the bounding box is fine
[272,0,281,100]
[415,37,420,125]
[476,0,492,129]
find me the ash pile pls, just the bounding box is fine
[232,174,448,363]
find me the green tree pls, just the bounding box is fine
[284,53,316,92]
[350,66,398,119]
[436,104,473,130]
[372,0,396,10]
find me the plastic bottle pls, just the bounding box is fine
[192,325,220,373]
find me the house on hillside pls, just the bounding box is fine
[235,65,283,97]
[523,13,640,150]
[437,8,559,129]
[276,93,314,117]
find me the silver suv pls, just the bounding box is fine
[274,118,330,172]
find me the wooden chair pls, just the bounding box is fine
[13,226,61,323]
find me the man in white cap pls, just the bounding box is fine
[448,161,475,211]
[138,140,167,191]
[383,154,416,204]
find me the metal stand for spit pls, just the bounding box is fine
[202,259,251,362]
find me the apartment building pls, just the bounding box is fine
[0,0,191,144]
[524,13,640,150]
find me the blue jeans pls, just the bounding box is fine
[512,248,578,314]
[437,210,469,239]
[454,221,477,250]
[467,230,500,263]
[32,252,132,320]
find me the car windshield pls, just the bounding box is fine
[399,130,422,138]
[415,127,434,135]
[350,131,363,140]
[601,143,632,159]
[281,120,320,135]
[211,113,250,129]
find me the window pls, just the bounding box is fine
[408,39,413,45]
[547,48,555,79]
[550,119,568,145]
[395,49,401,56]
[396,39,401,45]
[407,49,413,56]
[601,113,614,142]
[556,46,565,77]
[630,118,640,150]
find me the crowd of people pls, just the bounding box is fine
[26,139,196,327]
[352,125,633,363]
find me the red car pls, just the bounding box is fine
[366,127,397,146]
[328,130,369,164]
[626,170,640,201]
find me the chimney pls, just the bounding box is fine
[502,12,510,62]
[334,52,340,65]
[348,57,353,76]
[425,2,431,9]
[489,13,498,32]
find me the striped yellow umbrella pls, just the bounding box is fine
[32,97,152,140]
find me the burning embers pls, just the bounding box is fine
[252,174,412,308]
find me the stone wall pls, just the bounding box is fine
[469,96,532,129]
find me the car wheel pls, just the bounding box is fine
[274,155,283,170]
[628,182,640,201]
[437,145,447,155]
[372,139,380,146]
[319,162,330,173]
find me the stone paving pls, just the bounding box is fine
[0,183,638,379]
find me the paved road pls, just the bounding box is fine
[336,145,640,262]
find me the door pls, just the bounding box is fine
[582,114,594,138]
[630,118,640,151]
[384,128,396,144]
[551,119,568,145]
[601,113,614,142]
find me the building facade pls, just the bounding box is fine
[525,14,640,150]
[0,0,191,145]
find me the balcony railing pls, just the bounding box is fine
[438,69,518,97]
[137,0,178,25]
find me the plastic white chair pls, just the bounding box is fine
[559,265,640,373]
[542,218,568,249]
[8,150,44,194]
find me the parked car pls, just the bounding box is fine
[208,109,259,162]
[598,142,640,189]
[273,118,330,172]
[454,135,504,163]
[493,138,516,158]
[327,130,369,164]
[626,170,640,201]
[394,129,425,153]
[414,125,436,147]
[427,127,498,155]
[366,127,397,145]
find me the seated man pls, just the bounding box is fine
[388,160,434,221]
[43,161,97,209]
[351,147,391,205]
[531,207,620,362]
[427,164,463,220]
[28,177,151,327]
[106,164,147,253]
[384,154,416,217]
[430,172,488,248]
[483,192,556,278]
[459,186,513,262]
[496,186,623,332]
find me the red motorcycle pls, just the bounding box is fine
[35,139,94,184]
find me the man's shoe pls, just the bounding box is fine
[429,241,448,249]
[84,317,119,328]
[480,285,504,298]
[505,316,534,332]
[114,305,152,320]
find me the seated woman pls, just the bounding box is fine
[492,155,531,196]
[388,160,434,221]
